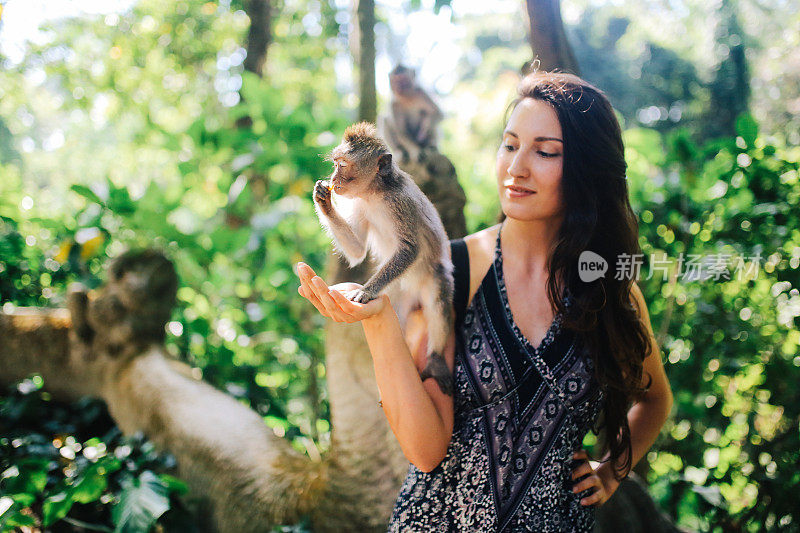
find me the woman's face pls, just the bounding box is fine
[496,97,564,224]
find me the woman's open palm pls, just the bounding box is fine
[296,262,388,323]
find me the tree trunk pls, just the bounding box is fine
[702,0,750,140]
[355,0,377,124]
[524,0,580,75]
[227,0,274,226]
[243,0,272,78]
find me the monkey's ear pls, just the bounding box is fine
[378,153,393,177]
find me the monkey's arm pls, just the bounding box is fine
[390,102,417,147]
[415,91,442,145]
[320,211,368,266]
[388,102,423,162]
[420,90,443,120]
[67,283,94,342]
[356,241,418,302]
[313,180,368,266]
[381,113,404,152]
[416,113,433,144]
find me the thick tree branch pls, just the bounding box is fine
[525,0,580,75]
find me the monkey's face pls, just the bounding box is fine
[390,70,415,95]
[496,97,565,224]
[329,155,376,198]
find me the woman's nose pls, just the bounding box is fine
[507,152,530,179]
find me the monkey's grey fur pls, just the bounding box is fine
[313,122,454,395]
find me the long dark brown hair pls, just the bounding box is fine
[505,70,652,481]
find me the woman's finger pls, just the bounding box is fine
[580,489,604,506]
[297,268,322,304]
[299,264,332,304]
[571,461,593,480]
[297,262,319,279]
[298,285,320,306]
[329,289,387,322]
[297,263,324,294]
[328,289,364,319]
[298,283,329,317]
[572,474,600,494]
[296,263,332,317]
[312,276,348,321]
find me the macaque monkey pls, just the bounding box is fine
[379,64,443,164]
[313,122,454,395]
[68,249,178,358]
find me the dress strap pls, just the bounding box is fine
[449,239,470,328]
[494,220,504,261]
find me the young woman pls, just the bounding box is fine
[296,71,673,532]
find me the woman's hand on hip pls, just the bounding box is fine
[570,449,621,506]
[296,262,388,323]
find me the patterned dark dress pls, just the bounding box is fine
[388,224,606,532]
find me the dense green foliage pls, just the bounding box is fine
[626,117,800,531]
[1,377,194,531]
[2,0,798,531]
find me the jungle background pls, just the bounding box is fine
[0,0,799,531]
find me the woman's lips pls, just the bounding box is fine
[505,185,536,197]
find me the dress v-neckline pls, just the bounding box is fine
[492,222,571,356]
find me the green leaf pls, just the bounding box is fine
[433,0,451,13]
[71,464,108,504]
[10,493,35,507]
[735,113,759,148]
[4,512,36,528]
[624,127,666,166]
[2,459,49,494]
[112,471,170,533]
[107,184,135,215]
[70,184,106,205]
[157,474,188,495]
[42,492,75,527]
[177,161,195,177]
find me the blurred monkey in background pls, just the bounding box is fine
[379,65,443,164]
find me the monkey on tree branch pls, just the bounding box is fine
[379,64,443,164]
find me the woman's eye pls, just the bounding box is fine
[504,144,516,152]
[538,151,559,158]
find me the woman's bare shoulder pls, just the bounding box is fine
[462,224,500,306]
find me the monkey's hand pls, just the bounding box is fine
[420,354,454,396]
[345,287,379,304]
[67,282,94,342]
[313,179,333,214]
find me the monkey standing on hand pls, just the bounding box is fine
[313,122,455,396]
[379,65,443,164]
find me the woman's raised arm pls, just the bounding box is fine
[296,262,454,472]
